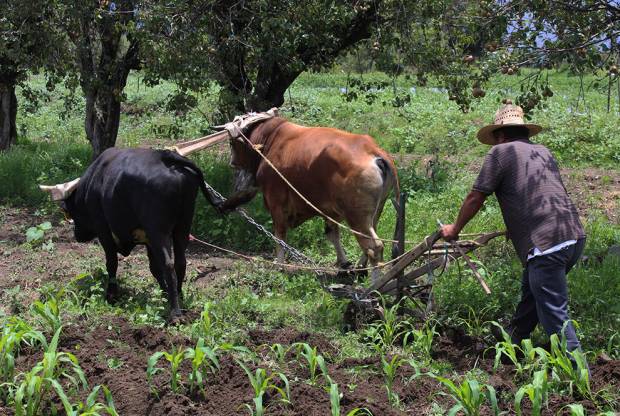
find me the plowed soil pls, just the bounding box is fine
[3,316,619,415]
[1,205,619,415]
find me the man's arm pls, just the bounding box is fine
[440,190,488,241]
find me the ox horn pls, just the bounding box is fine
[39,177,81,201]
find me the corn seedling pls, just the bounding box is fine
[31,294,63,335]
[489,322,520,368]
[191,302,218,346]
[606,333,619,359]
[403,321,437,361]
[457,305,494,339]
[564,404,586,416]
[58,384,118,416]
[405,358,423,382]
[514,369,549,416]
[185,338,220,396]
[147,336,234,398]
[329,382,341,416]
[147,346,186,395]
[561,404,617,416]
[329,382,372,416]
[0,318,46,401]
[520,339,550,373]
[262,343,289,365]
[237,360,291,416]
[13,327,88,416]
[381,354,403,406]
[363,296,410,353]
[434,375,499,416]
[293,342,329,385]
[548,331,592,399]
[564,403,617,416]
[490,322,548,380]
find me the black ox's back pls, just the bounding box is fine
[63,148,221,320]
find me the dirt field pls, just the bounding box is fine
[1,199,619,415]
[1,314,616,416]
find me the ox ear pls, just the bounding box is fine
[39,177,81,201]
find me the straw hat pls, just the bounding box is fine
[477,100,542,145]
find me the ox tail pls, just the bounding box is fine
[161,150,223,208]
[375,157,405,260]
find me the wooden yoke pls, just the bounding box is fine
[170,130,230,156]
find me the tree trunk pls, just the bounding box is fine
[74,1,139,158]
[0,81,17,151]
[84,84,124,158]
[248,63,301,112]
[215,2,378,117]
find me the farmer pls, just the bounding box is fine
[440,101,586,354]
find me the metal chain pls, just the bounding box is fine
[202,181,317,268]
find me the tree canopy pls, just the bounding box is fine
[0,0,65,150]
[2,0,620,154]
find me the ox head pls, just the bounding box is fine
[227,120,272,174]
[39,177,96,242]
[228,135,258,171]
[60,193,97,242]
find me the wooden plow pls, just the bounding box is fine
[328,228,505,327]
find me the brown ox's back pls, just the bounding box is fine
[252,119,397,228]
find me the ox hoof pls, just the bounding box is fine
[105,283,120,303]
[336,261,355,282]
[339,261,354,270]
[353,267,369,279]
[167,311,184,326]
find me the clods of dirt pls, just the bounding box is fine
[248,327,337,357]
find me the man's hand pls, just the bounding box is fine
[440,224,460,241]
[441,191,487,242]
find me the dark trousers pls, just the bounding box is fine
[509,238,585,352]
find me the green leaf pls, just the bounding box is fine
[50,378,74,416]
[86,384,101,408]
[146,351,165,386]
[565,403,585,416]
[485,385,499,416]
[26,227,44,243]
[447,404,464,416]
[253,393,264,416]
[329,382,340,416]
[514,385,528,416]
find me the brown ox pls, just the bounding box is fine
[219,117,402,281]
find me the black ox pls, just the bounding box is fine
[61,148,221,321]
